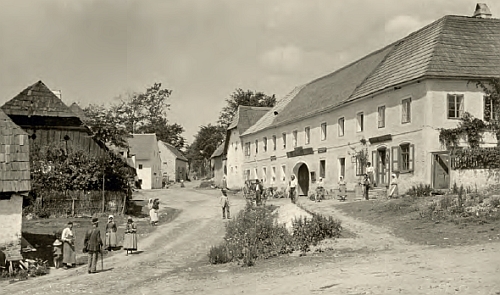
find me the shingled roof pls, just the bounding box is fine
[1,81,78,118]
[227,106,272,133]
[243,15,500,136]
[69,102,88,122]
[159,140,188,162]
[128,134,158,161]
[0,109,30,193]
[211,143,225,159]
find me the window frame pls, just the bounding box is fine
[305,127,310,145]
[447,94,464,119]
[355,156,366,176]
[356,112,364,132]
[281,165,286,182]
[282,132,287,149]
[272,135,277,151]
[378,105,386,128]
[292,130,298,147]
[338,117,345,137]
[319,160,326,178]
[263,137,267,152]
[244,142,250,156]
[255,139,258,154]
[401,97,412,124]
[391,143,415,173]
[339,157,345,178]
[320,122,327,141]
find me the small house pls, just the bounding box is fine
[128,134,162,189]
[158,140,188,183]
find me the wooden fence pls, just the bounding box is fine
[34,190,128,217]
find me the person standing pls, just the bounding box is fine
[84,217,103,274]
[150,206,159,226]
[219,189,230,219]
[61,222,76,269]
[52,237,62,269]
[105,215,117,251]
[315,177,324,202]
[388,173,399,198]
[366,162,375,188]
[123,217,137,256]
[255,179,264,206]
[363,173,371,200]
[289,175,297,204]
[338,176,347,201]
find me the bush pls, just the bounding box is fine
[208,203,342,266]
[406,184,432,198]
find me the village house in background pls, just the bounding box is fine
[223,106,271,190]
[158,140,188,184]
[0,109,31,267]
[232,4,500,196]
[210,143,226,188]
[0,81,107,156]
[128,133,162,189]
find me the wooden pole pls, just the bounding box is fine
[102,172,105,213]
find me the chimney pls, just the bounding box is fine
[52,90,62,100]
[473,3,492,18]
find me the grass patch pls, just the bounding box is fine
[208,203,342,266]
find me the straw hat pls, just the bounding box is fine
[53,239,62,246]
[108,215,114,220]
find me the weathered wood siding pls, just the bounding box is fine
[26,128,105,156]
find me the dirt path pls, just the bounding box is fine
[3,190,500,295]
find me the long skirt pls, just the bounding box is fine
[106,231,117,248]
[62,242,76,265]
[338,184,347,196]
[123,233,137,250]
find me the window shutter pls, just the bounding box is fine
[409,144,415,171]
[459,95,464,117]
[391,146,399,172]
[372,150,377,169]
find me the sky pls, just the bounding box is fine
[0,0,498,144]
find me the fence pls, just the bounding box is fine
[30,190,129,217]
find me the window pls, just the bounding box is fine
[262,167,267,183]
[356,112,364,132]
[355,156,366,176]
[338,118,345,137]
[245,142,250,156]
[282,133,287,149]
[272,135,276,151]
[293,130,298,147]
[319,160,326,178]
[254,168,258,179]
[339,158,345,178]
[391,143,415,173]
[272,166,276,183]
[378,106,385,128]
[263,137,267,152]
[402,98,411,123]
[245,170,250,180]
[305,127,310,145]
[255,140,258,154]
[138,164,143,170]
[448,94,464,119]
[484,95,499,122]
[281,165,286,182]
[321,123,327,141]
[235,142,238,151]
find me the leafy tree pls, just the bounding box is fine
[218,89,276,128]
[185,124,225,177]
[83,104,129,148]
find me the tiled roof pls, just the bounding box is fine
[243,15,500,135]
[128,134,157,161]
[1,81,78,118]
[159,140,188,162]
[69,102,88,121]
[227,106,272,133]
[0,109,30,193]
[211,143,225,158]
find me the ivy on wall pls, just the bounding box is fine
[451,147,500,170]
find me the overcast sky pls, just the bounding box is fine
[0,0,498,143]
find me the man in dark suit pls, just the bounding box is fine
[255,179,264,206]
[84,217,103,274]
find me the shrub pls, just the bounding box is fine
[406,184,432,198]
[292,214,342,253]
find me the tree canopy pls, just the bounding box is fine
[217,89,276,128]
[185,124,225,177]
[83,83,186,150]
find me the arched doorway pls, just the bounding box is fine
[293,163,310,196]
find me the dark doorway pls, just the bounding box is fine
[432,152,450,189]
[297,164,310,196]
[373,147,390,186]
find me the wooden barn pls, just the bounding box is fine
[1,81,106,156]
[0,108,30,266]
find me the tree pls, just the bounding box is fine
[185,124,225,177]
[83,104,129,148]
[218,89,276,128]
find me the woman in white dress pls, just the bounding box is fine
[388,173,399,198]
[61,222,76,269]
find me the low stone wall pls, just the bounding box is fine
[451,169,500,191]
[0,194,23,263]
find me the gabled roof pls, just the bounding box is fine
[243,15,500,135]
[211,143,225,159]
[227,106,272,133]
[69,102,88,121]
[1,81,78,118]
[159,140,188,162]
[128,134,158,161]
[0,109,30,193]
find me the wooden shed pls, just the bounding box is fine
[1,80,107,156]
[0,108,30,264]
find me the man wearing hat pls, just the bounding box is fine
[84,217,103,274]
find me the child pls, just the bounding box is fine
[338,176,347,201]
[363,173,371,200]
[219,189,230,219]
[52,237,63,269]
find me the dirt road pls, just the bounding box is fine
[3,184,500,295]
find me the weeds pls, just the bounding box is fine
[406,184,433,198]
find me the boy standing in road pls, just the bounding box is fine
[220,189,230,219]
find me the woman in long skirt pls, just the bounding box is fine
[123,216,137,256]
[388,173,399,198]
[105,215,118,251]
[61,222,76,269]
[338,176,347,201]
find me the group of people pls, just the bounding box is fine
[52,215,139,274]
